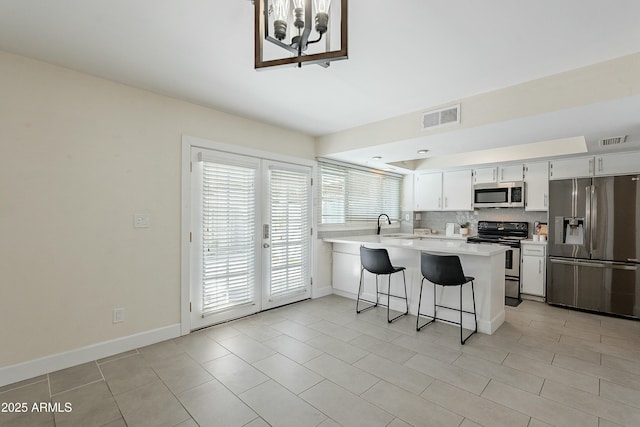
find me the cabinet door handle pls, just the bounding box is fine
[598,158,603,172]
[539,259,542,274]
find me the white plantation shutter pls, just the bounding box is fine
[201,159,257,316]
[319,160,401,224]
[268,168,310,299]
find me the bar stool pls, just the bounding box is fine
[356,246,409,323]
[417,252,477,344]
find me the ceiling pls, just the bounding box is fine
[1,0,640,166]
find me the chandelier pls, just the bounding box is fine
[254,0,348,69]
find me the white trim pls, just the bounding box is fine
[311,286,334,299]
[0,324,180,388]
[181,134,317,335]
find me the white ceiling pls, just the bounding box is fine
[1,0,640,162]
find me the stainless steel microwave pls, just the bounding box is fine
[474,182,525,208]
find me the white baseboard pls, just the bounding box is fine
[311,286,334,299]
[0,324,181,388]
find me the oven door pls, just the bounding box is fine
[505,246,520,278]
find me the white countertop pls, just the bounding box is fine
[324,234,508,257]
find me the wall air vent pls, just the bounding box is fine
[421,104,461,130]
[599,135,627,146]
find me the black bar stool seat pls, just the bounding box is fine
[417,252,477,344]
[357,246,409,323]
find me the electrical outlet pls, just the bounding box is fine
[134,214,150,228]
[113,308,125,324]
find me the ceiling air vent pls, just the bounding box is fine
[599,135,627,146]
[421,104,460,130]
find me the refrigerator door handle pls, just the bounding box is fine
[549,258,637,271]
[585,186,592,254]
[591,185,597,251]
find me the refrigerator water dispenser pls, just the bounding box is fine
[554,216,585,245]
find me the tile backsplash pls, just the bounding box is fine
[416,209,548,237]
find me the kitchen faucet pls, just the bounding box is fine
[377,214,391,235]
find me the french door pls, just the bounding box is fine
[190,148,312,329]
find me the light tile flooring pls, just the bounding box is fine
[2,295,640,426]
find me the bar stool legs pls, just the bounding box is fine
[416,278,477,344]
[356,247,408,323]
[417,252,478,345]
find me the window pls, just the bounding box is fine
[319,160,402,224]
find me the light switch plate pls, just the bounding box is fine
[134,214,150,228]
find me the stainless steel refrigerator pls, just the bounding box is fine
[547,175,640,319]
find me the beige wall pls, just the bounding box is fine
[0,51,315,367]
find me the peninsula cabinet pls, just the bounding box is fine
[414,170,473,211]
[524,161,549,211]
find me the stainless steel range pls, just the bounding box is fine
[467,221,528,307]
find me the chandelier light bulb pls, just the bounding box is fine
[291,0,305,30]
[313,0,331,34]
[313,0,331,14]
[273,0,289,41]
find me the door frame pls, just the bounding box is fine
[181,135,317,335]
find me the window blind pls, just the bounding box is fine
[201,160,257,316]
[269,168,310,299]
[319,161,401,224]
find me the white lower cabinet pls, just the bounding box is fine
[520,243,546,297]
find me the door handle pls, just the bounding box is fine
[539,259,542,274]
[263,243,270,248]
[549,258,637,271]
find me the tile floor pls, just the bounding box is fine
[2,295,640,426]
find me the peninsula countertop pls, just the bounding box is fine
[323,234,509,257]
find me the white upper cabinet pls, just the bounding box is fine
[474,164,523,184]
[595,151,640,176]
[549,157,594,180]
[414,170,472,211]
[473,167,497,184]
[401,175,414,211]
[524,161,549,211]
[442,170,473,211]
[499,164,524,182]
[414,172,442,211]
